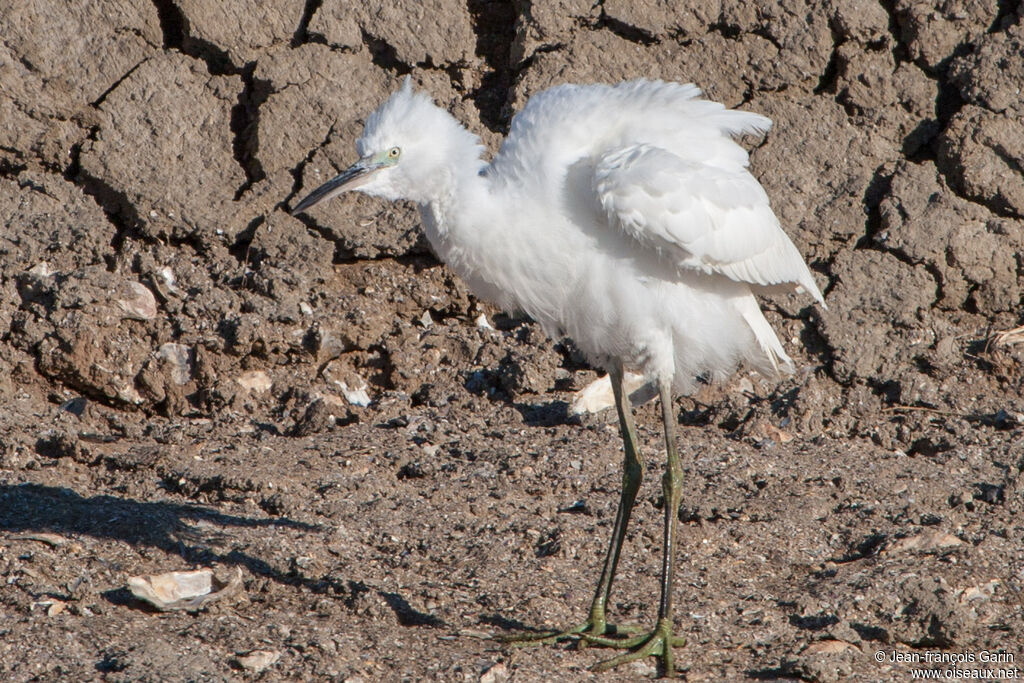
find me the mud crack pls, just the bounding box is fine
[231,63,271,200]
[150,0,235,75]
[467,0,517,132]
[292,0,324,47]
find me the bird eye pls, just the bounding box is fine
[387,146,401,159]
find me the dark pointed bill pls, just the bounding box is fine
[291,159,380,215]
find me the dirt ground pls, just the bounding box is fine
[2,1,1024,681]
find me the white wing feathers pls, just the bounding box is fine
[594,144,825,305]
[733,294,795,373]
[488,79,823,377]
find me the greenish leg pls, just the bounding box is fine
[582,361,646,639]
[588,377,687,676]
[499,361,645,645]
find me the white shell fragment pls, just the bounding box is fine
[116,382,145,405]
[886,530,964,554]
[474,313,494,330]
[236,370,272,393]
[570,371,654,415]
[157,266,180,296]
[338,378,371,407]
[13,532,67,547]
[33,599,67,616]
[127,567,243,611]
[234,649,281,672]
[158,343,193,385]
[322,361,372,406]
[479,662,509,683]
[28,261,53,278]
[116,281,158,321]
[802,640,859,655]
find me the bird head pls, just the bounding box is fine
[292,77,482,213]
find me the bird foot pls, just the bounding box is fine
[495,619,640,648]
[584,617,685,676]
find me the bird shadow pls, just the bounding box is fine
[4,486,486,629]
[381,591,447,627]
[0,482,322,596]
[746,666,801,680]
[463,368,582,428]
[513,400,581,427]
[478,612,549,634]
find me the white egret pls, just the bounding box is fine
[293,77,824,676]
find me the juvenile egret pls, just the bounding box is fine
[293,77,824,676]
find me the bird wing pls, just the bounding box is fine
[593,144,824,303]
[489,81,769,194]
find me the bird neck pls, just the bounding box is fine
[415,159,485,207]
[406,119,495,286]
[419,162,485,237]
[416,156,496,283]
[402,110,487,206]
[414,127,488,230]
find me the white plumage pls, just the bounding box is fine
[459,79,819,386]
[292,76,824,675]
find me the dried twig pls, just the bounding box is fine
[992,325,1024,348]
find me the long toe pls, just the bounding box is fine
[588,619,685,677]
[496,619,641,648]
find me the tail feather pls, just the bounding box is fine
[733,294,794,375]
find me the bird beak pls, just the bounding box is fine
[291,157,382,215]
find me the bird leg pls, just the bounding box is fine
[579,361,646,638]
[585,377,687,676]
[498,361,644,645]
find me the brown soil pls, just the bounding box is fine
[2,2,1023,681]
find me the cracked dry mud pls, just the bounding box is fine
[1,2,1023,681]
